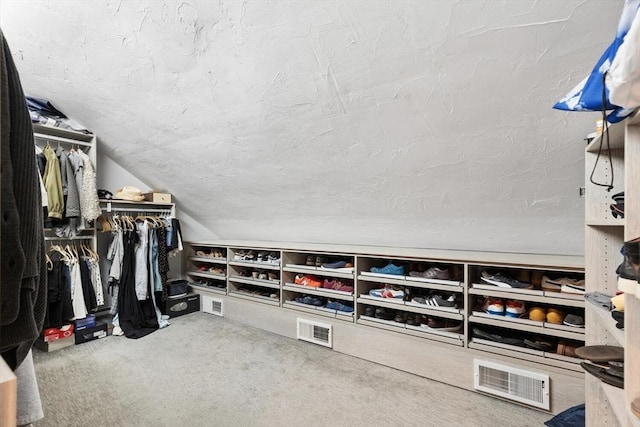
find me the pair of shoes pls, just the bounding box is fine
[322,279,353,292]
[374,307,393,320]
[546,307,566,324]
[208,267,225,275]
[370,263,405,275]
[618,237,640,294]
[295,295,325,306]
[394,312,407,323]
[472,327,524,346]
[408,267,450,280]
[581,362,624,389]
[541,276,586,294]
[321,260,354,269]
[557,341,578,358]
[369,285,404,299]
[294,274,322,288]
[406,313,421,326]
[610,191,625,219]
[480,271,533,289]
[481,297,525,318]
[325,300,354,313]
[563,313,585,328]
[412,294,457,308]
[422,316,462,332]
[523,337,555,351]
[364,306,375,317]
[305,255,328,267]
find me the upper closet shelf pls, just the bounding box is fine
[33,123,94,145]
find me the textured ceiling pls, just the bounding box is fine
[0,0,623,254]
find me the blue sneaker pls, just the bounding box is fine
[370,263,405,275]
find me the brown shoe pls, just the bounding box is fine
[557,341,577,358]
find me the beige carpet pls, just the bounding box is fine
[31,312,553,426]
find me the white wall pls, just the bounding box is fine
[2,0,624,255]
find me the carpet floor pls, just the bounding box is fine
[31,312,553,426]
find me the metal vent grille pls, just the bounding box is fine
[296,318,332,348]
[201,295,224,317]
[474,360,549,410]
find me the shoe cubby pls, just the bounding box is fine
[358,304,464,346]
[281,251,355,320]
[185,244,228,294]
[227,248,281,306]
[469,324,584,372]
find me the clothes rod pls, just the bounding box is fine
[34,132,93,147]
[44,235,94,241]
[101,207,172,213]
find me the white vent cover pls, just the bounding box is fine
[296,318,332,348]
[474,359,550,410]
[201,295,224,317]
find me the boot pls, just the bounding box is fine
[618,237,640,294]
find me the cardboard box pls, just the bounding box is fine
[143,191,171,203]
[35,335,74,352]
[75,322,108,345]
[43,324,74,343]
[74,314,96,331]
[158,293,200,318]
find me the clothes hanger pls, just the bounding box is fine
[45,253,53,271]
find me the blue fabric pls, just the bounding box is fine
[553,0,640,123]
[544,404,585,427]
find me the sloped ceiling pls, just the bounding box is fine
[0,0,623,255]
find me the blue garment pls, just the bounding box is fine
[544,404,585,427]
[553,0,640,123]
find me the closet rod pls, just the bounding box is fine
[101,207,172,214]
[44,235,94,241]
[34,132,93,147]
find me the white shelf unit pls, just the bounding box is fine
[183,240,586,414]
[34,124,98,251]
[584,114,640,426]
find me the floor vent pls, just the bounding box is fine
[474,360,549,410]
[296,318,332,348]
[201,295,224,317]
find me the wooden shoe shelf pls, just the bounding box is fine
[185,245,228,295]
[584,113,640,426]
[184,240,586,414]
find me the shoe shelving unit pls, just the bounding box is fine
[468,263,586,373]
[185,245,228,295]
[281,251,355,321]
[184,240,585,414]
[584,113,640,427]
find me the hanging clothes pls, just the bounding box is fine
[76,149,101,223]
[42,145,64,220]
[118,229,158,339]
[44,255,74,329]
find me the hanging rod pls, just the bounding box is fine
[102,207,172,214]
[34,132,93,147]
[44,235,94,241]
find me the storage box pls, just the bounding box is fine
[143,191,171,203]
[74,314,96,331]
[43,324,74,343]
[35,335,75,352]
[167,279,188,297]
[158,293,200,318]
[75,322,108,345]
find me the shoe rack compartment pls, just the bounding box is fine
[355,256,465,346]
[467,264,586,369]
[226,247,281,306]
[281,251,355,321]
[185,245,228,294]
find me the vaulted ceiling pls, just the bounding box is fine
[1,0,623,254]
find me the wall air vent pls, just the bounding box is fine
[474,359,550,410]
[201,295,224,317]
[296,318,332,348]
